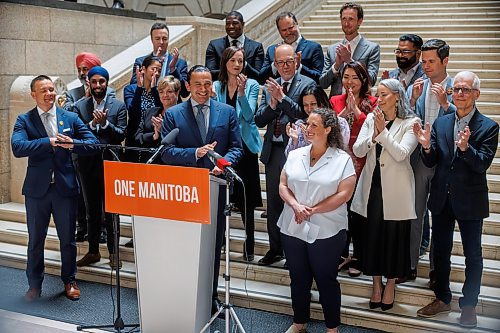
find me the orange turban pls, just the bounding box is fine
[75,52,101,69]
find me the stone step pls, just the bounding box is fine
[303,25,500,34]
[323,0,500,7]
[221,256,500,319]
[309,13,500,21]
[376,52,500,62]
[315,7,500,15]
[304,18,500,27]
[314,37,500,47]
[309,32,500,43]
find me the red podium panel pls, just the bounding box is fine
[103,161,210,224]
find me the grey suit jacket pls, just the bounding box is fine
[388,62,425,87]
[319,36,380,97]
[255,73,316,164]
[63,85,116,112]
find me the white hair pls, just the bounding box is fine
[455,71,480,90]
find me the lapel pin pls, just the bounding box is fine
[59,121,64,126]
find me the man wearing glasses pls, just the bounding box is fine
[319,2,380,97]
[382,34,425,89]
[405,39,456,288]
[258,12,324,84]
[255,44,316,266]
[414,71,498,328]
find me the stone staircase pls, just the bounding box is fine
[1,0,500,332]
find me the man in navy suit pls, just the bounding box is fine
[319,2,380,97]
[258,12,324,84]
[255,44,316,266]
[130,22,189,99]
[414,71,499,328]
[205,11,265,81]
[11,75,98,301]
[160,65,243,315]
[73,66,127,269]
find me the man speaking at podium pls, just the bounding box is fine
[160,65,243,315]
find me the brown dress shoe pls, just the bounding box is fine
[76,252,101,267]
[24,288,41,302]
[64,281,80,301]
[417,299,451,317]
[109,254,123,269]
[460,306,477,328]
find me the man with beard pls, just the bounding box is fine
[402,39,456,286]
[258,12,324,84]
[319,2,380,97]
[381,34,425,89]
[73,66,127,269]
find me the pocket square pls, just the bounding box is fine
[63,128,71,133]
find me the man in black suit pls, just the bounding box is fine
[205,11,264,81]
[414,71,499,328]
[258,12,324,84]
[73,66,127,269]
[255,44,316,266]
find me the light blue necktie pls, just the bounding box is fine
[195,104,207,143]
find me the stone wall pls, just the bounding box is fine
[0,1,156,203]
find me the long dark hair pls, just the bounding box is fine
[218,46,245,86]
[299,85,330,110]
[341,61,372,115]
[311,108,344,149]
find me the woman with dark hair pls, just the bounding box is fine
[279,108,356,333]
[285,86,350,155]
[135,75,181,163]
[330,61,378,277]
[212,46,263,261]
[123,55,163,161]
[351,79,418,311]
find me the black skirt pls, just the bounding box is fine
[231,142,263,210]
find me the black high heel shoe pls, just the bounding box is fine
[369,285,384,309]
[381,287,396,311]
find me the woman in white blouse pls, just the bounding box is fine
[351,79,418,311]
[278,108,356,333]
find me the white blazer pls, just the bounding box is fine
[351,112,418,220]
[278,145,355,242]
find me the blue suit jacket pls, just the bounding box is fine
[258,38,324,84]
[11,107,98,198]
[407,76,456,122]
[130,52,189,98]
[212,79,262,154]
[422,108,499,219]
[160,99,243,169]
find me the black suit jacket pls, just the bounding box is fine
[205,36,265,81]
[422,108,499,219]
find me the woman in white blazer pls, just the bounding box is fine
[351,79,418,311]
[279,108,356,333]
[212,46,263,262]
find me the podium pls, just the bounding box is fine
[104,161,224,332]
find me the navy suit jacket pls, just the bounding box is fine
[258,38,324,84]
[205,36,265,81]
[11,107,98,198]
[422,108,499,220]
[160,99,243,169]
[130,52,189,98]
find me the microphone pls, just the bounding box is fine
[146,128,179,164]
[206,150,243,183]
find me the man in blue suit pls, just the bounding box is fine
[205,11,265,81]
[415,71,499,328]
[11,75,98,302]
[130,22,189,99]
[160,65,243,315]
[258,12,324,84]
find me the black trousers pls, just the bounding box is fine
[282,230,346,329]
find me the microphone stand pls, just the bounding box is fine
[200,170,246,333]
[68,142,151,333]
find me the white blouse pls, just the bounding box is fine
[278,145,355,243]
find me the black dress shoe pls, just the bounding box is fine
[381,287,395,311]
[369,285,384,309]
[242,253,254,262]
[257,252,284,266]
[124,239,134,248]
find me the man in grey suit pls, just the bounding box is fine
[402,39,456,285]
[381,34,425,89]
[319,2,380,97]
[73,66,127,269]
[255,44,316,266]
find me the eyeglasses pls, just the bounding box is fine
[275,59,295,67]
[394,49,417,56]
[452,87,478,94]
[90,78,107,85]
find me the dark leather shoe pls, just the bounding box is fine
[258,252,284,266]
[109,254,122,269]
[124,239,134,248]
[417,299,451,317]
[64,282,80,301]
[396,268,417,284]
[24,288,41,302]
[77,252,101,267]
[460,306,477,328]
[260,210,267,218]
[242,253,254,262]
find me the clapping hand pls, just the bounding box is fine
[336,43,352,64]
[236,73,247,97]
[286,122,299,144]
[413,121,431,150]
[372,107,386,140]
[169,47,179,73]
[456,126,471,152]
[151,114,163,140]
[136,65,144,88]
[92,108,108,127]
